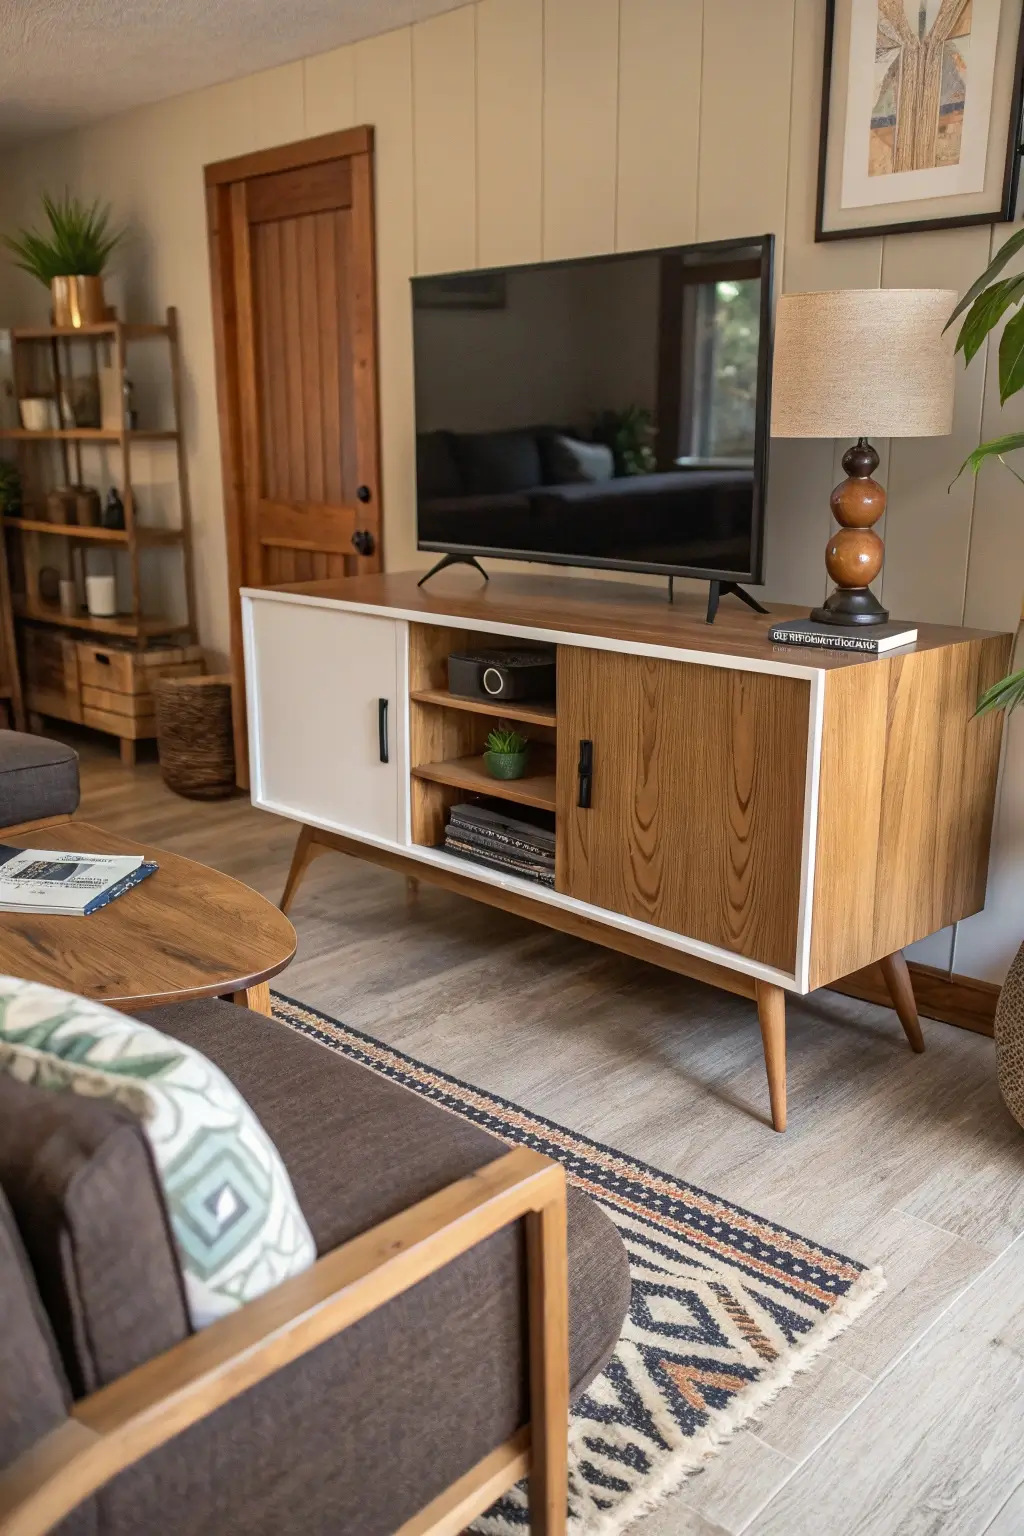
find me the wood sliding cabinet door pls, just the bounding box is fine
[206,128,382,785]
[555,647,809,972]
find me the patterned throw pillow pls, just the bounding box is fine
[0,976,315,1329]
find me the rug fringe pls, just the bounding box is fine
[578,1263,887,1536]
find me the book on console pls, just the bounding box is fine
[0,846,158,916]
[768,619,918,654]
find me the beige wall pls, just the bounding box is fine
[0,0,1021,982]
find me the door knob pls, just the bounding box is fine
[351,529,376,556]
[356,485,372,503]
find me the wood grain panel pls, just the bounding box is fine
[616,0,702,252]
[556,646,808,971]
[246,159,351,222]
[412,6,477,274]
[279,571,1005,668]
[809,632,1013,989]
[542,0,619,259]
[476,0,543,268]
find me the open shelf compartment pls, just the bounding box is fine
[408,622,559,852]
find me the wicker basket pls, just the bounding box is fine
[155,673,236,799]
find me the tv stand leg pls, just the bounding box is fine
[755,981,787,1132]
[705,579,770,624]
[417,553,489,588]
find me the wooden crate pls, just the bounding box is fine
[74,643,204,742]
[21,627,82,724]
[76,642,204,696]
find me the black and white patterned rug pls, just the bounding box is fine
[272,993,884,1535]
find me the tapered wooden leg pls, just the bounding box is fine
[119,738,136,768]
[879,950,925,1053]
[280,824,318,914]
[525,1173,570,1536]
[233,981,271,1015]
[406,875,420,902]
[755,981,787,1133]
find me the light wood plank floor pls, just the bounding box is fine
[70,738,1024,1535]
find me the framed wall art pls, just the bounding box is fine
[816,0,1024,240]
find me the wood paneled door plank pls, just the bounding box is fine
[206,128,383,785]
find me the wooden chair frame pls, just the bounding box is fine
[0,1147,570,1536]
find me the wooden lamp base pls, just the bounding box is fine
[810,438,890,627]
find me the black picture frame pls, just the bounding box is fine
[815,0,1024,242]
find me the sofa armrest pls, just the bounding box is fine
[0,1147,569,1536]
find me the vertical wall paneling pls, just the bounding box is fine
[412,7,477,275]
[354,27,417,569]
[304,45,357,136]
[542,0,620,260]
[696,0,795,242]
[476,0,543,269]
[879,227,991,626]
[615,0,702,253]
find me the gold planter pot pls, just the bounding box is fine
[51,274,107,329]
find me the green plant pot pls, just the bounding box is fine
[483,749,529,780]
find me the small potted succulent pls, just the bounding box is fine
[483,725,530,780]
[2,193,124,329]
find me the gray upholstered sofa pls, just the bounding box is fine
[0,729,79,829]
[0,996,630,1534]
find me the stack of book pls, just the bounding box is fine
[443,802,555,888]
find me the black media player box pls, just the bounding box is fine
[447,648,556,703]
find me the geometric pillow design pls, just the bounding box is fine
[0,975,315,1329]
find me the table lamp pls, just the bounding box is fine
[770,289,956,626]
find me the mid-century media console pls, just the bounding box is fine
[241,571,1012,1131]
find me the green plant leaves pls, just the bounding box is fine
[1000,306,1024,404]
[952,431,1024,482]
[955,276,1024,364]
[976,666,1024,717]
[1,191,124,286]
[485,726,528,754]
[945,227,1024,332]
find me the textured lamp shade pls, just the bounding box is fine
[771,289,957,440]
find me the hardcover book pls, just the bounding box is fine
[768,619,918,655]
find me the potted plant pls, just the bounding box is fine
[483,725,530,780]
[946,235,1024,1124]
[2,193,125,329]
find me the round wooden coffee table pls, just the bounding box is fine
[0,822,296,1014]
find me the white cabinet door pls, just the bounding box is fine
[244,596,404,843]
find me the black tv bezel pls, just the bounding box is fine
[411,232,775,587]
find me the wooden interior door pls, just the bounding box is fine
[555,646,810,973]
[206,127,382,784]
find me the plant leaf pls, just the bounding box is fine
[999,306,1024,404]
[945,227,1024,332]
[951,431,1024,483]
[976,666,1024,717]
[956,276,1024,364]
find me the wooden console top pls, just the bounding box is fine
[271,569,1002,668]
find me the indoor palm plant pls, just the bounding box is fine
[946,227,1024,715]
[2,192,124,328]
[946,231,1024,1125]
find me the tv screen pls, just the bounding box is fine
[412,234,774,584]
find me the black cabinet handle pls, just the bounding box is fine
[352,529,376,556]
[577,739,593,809]
[356,485,372,503]
[378,698,389,764]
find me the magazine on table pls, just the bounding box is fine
[0,846,158,916]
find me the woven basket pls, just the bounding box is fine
[156,673,236,800]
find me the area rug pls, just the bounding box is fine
[271,993,884,1535]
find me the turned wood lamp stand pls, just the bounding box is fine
[771,287,958,627]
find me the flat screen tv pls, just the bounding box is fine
[412,234,774,589]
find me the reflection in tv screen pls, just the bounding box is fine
[412,236,773,583]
